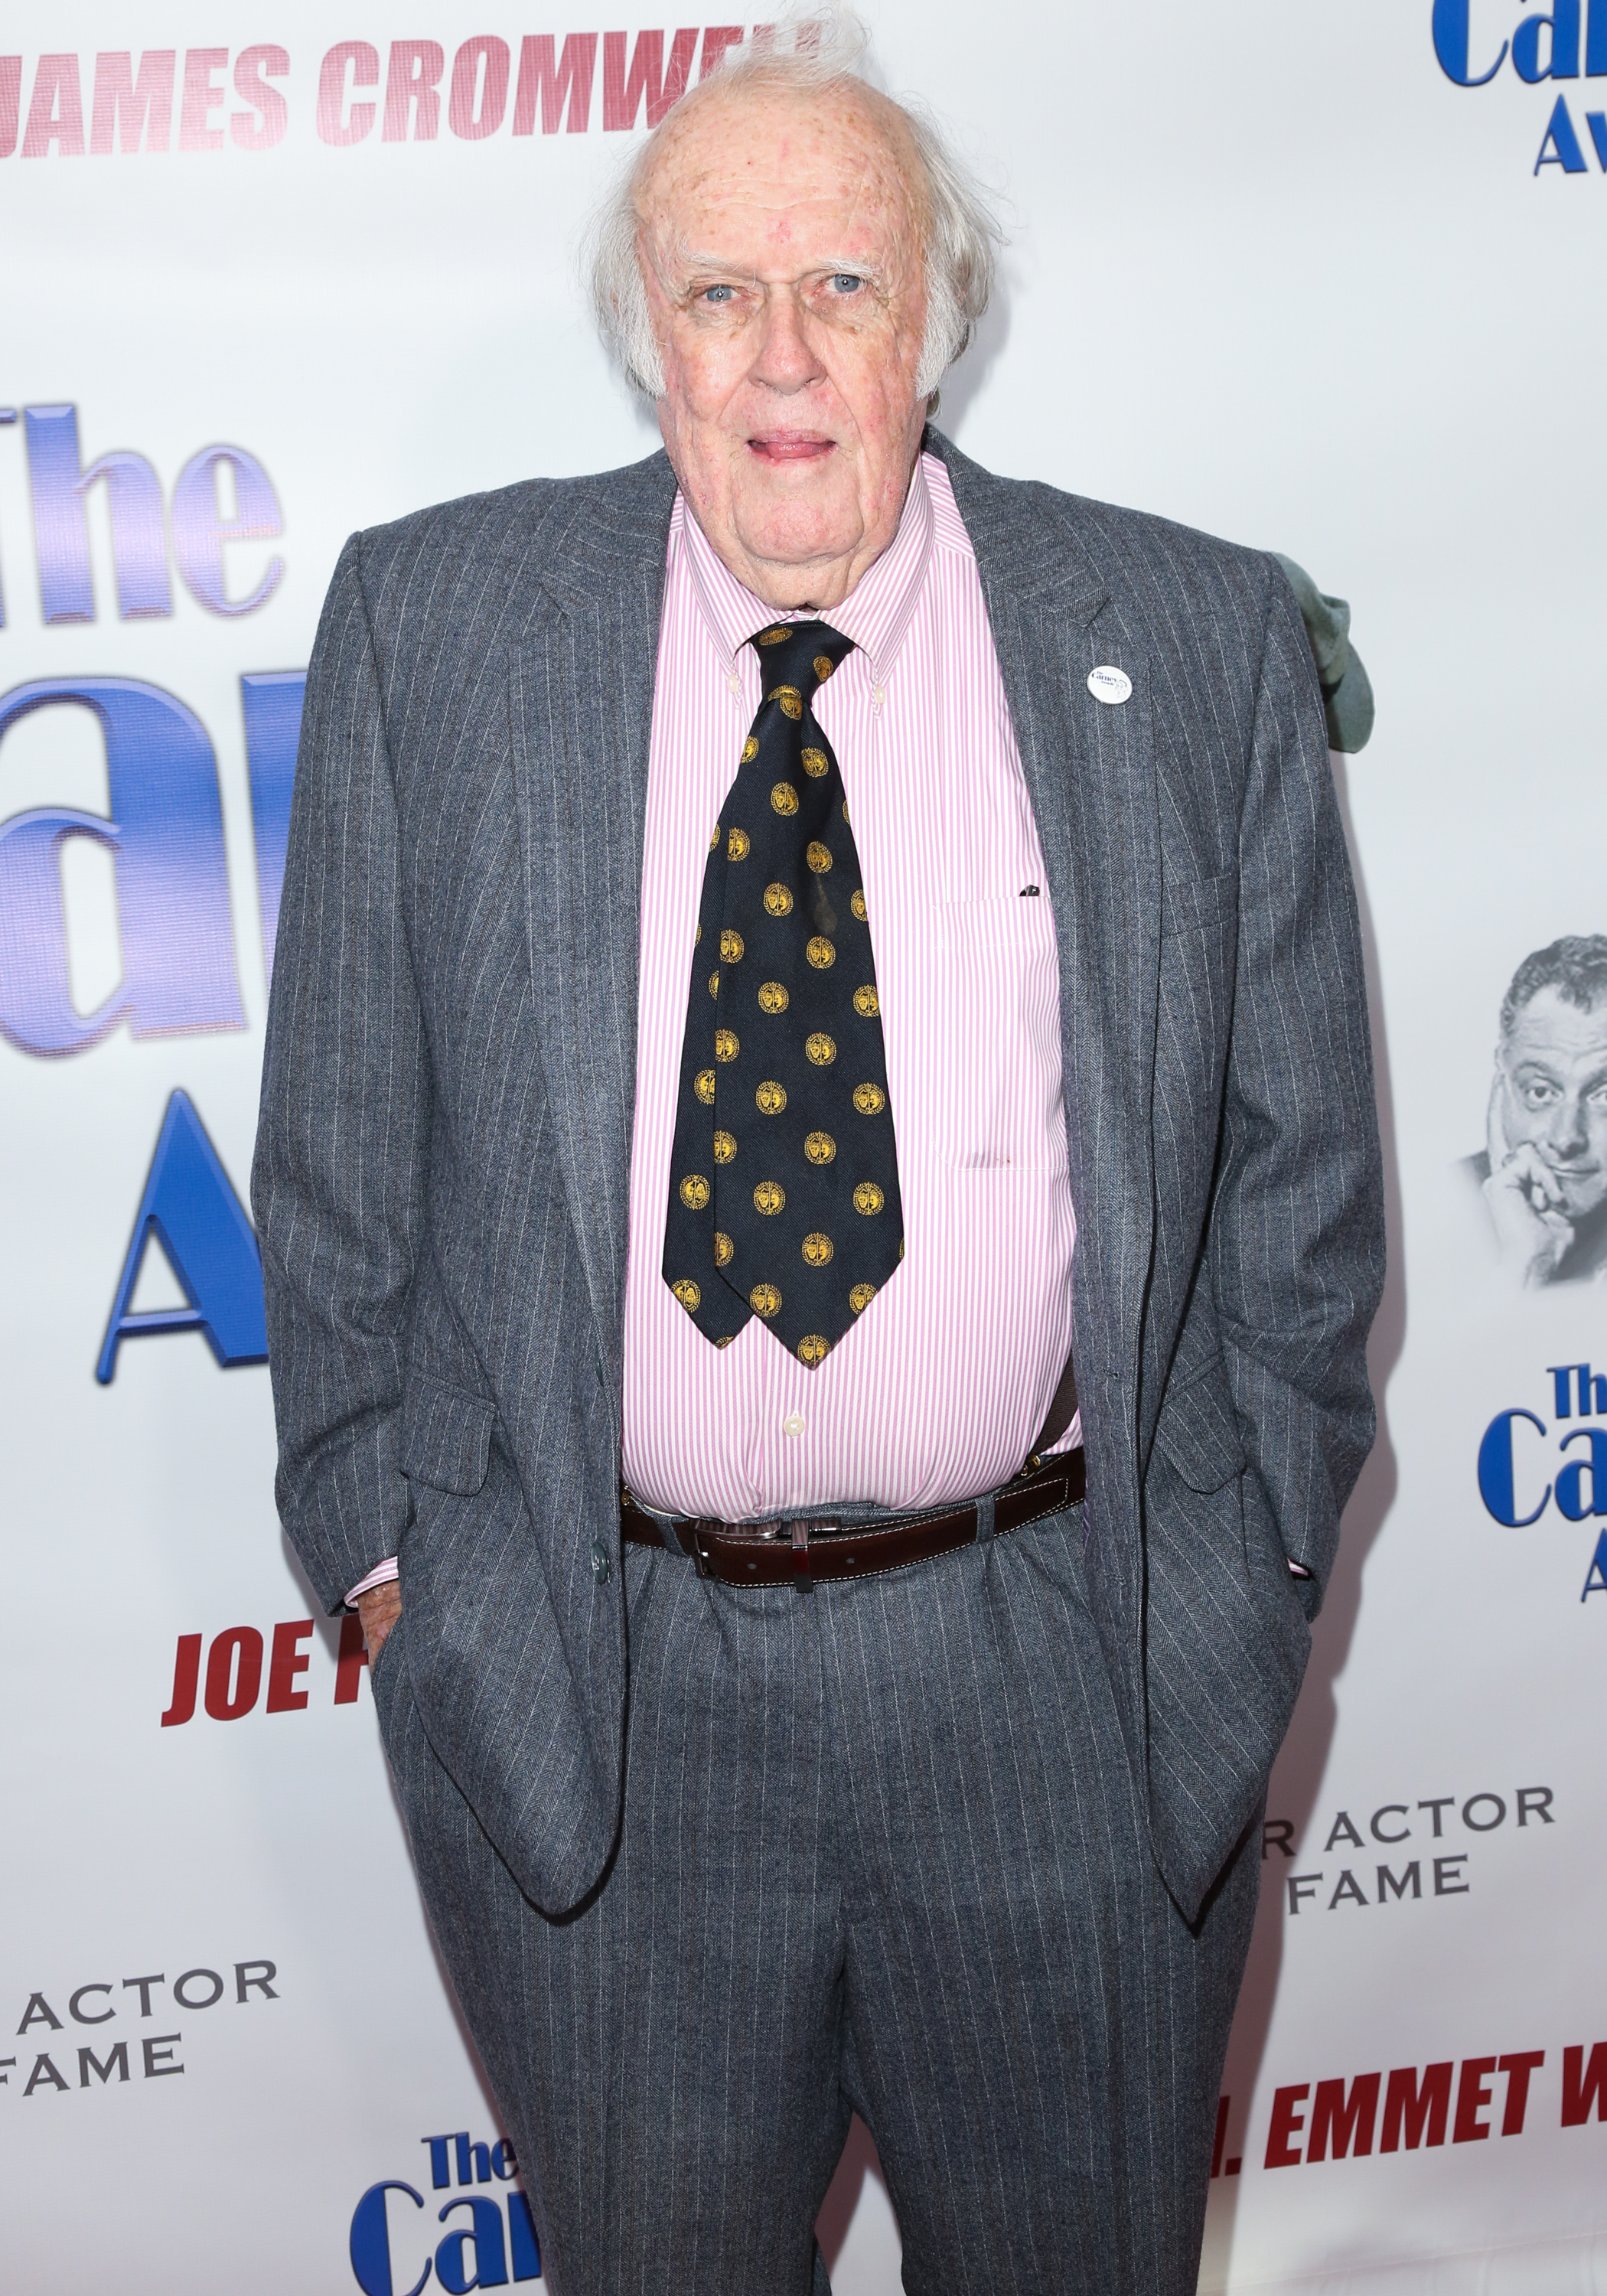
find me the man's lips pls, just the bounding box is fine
[746,433,837,464]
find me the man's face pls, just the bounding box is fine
[637,80,930,609]
[1497,986,1607,1218]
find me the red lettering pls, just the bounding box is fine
[449,36,511,140]
[160,1634,202,1727]
[1380,2062,1452,2151]
[1453,2056,1498,2143]
[602,28,699,131]
[334,1613,369,1705]
[204,1626,263,1721]
[511,34,598,134]
[231,46,289,152]
[90,52,175,155]
[317,42,380,146]
[1307,2072,1380,2161]
[266,1619,315,1714]
[0,57,19,160]
[383,41,445,142]
[23,56,86,158]
[1498,2050,1545,2135]
[699,25,745,78]
[178,48,228,154]
[1264,2083,1309,2168]
[1562,2043,1607,2127]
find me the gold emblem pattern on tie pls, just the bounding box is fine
[662,621,904,1360]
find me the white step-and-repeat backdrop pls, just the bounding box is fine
[3,5,1604,2288]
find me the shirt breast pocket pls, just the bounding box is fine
[931,897,1066,1170]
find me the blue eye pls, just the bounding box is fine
[830,273,862,294]
[702,284,735,304]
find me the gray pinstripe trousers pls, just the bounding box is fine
[374,1496,1260,2296]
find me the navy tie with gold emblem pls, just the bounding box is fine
[663,621,904,1366]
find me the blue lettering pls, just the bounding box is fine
[350,2181,432,2296]
[1548,1363,1585,1417]
[1476,1407,1551,1525]
[436,2197,509,2292]
[1582,1528,1607,1599]
[0,805,122,1053]
[507,2193,541,2281]
[1555,1427,1607,1519]
[422,2135,458,2190]
[1514,0,1582,77]
[1587,106,1607,158]
[1432,0,1509,83]
[1534,90,1591,166]
[1589,0,1607,69]
[1544,1362,1606,1416]
[96,1090,268,1382]
[240,670,305,982]
[171,445,283,615]
[0,676,244,1055]
[23,403,170,623]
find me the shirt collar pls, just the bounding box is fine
[676,452,937,687]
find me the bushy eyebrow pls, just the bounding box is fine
[1510,1057,1607,1088]
[671,246,888,295]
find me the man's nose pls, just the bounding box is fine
[1548,1094,1590,1154]
[750,289,827,393]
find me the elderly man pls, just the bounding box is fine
[254,23,1382,2296]
[1472,935,1607,1284]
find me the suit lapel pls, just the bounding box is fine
[504,437,1163,1476]
[507,453,679,1395]
[938,437,1161,1591]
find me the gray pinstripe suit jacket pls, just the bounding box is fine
[252,429,1383,1928]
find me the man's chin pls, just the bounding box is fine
[731,501,862,579]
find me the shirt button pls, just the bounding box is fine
[590,1538,611,1583]
[783,1413,806,1438]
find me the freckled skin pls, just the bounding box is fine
[637,80,931,610]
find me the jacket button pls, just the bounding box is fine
[591,1538,611,1584]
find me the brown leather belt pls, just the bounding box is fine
[621,1449,1085,1590]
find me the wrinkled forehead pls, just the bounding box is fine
[637,80,927,260]
[1503,986,1607,1064]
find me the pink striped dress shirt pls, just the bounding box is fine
[344,452,1077,1603]
[623,453,1078,1521]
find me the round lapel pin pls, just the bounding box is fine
[1087,665,1133,706]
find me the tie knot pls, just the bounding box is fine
[748,619,855,703]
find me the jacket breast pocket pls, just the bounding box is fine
[402,1371,497,1495]
[1162,868,1237,940]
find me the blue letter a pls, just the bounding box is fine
[1583,1529,1607,1600]
[96,1090,268,1382]
[1535,92,1590,168]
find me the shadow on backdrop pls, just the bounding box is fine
[295,1548,512,2141]
[1207,747,1405,2245]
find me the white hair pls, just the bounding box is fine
[585,8,1002,403]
